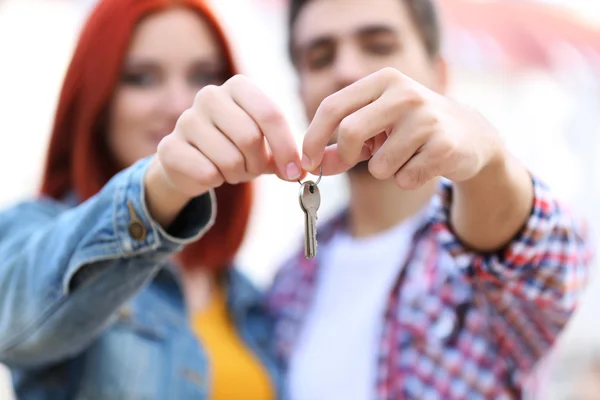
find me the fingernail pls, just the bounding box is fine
[302,154,312,171]
[286,162,301,180]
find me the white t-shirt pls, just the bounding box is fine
[287,209,428,400]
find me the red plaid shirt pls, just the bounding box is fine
[267,177,592,399]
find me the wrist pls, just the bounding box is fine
[477,143,508,182]
[144,157,195,229]
[460,131,508,189]
[455,141,532,203]
[451,142,534,251]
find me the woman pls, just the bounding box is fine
[0,0,304,398]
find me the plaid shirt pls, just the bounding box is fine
[267,177,592,400]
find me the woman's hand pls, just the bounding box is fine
[146,74,303,228]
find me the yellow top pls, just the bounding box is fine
[190,284,274,400]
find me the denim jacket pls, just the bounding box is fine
[0,157,282,399]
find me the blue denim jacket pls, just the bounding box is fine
[0,157,282,399]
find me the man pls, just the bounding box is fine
[264,0,593,398]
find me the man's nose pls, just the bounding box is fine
[332,44,370,89]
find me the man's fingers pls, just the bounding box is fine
[302,72,390,171]
[371,132,387,155]
[393,147,438,190]
[368,113,428,180]
[335,102,395,166]
[316,144,372,176]
[227,75,302,181]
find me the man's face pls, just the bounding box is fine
[292,0,445,144]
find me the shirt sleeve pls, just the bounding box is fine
[432,175,593,375]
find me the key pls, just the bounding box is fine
[299,181,321,259]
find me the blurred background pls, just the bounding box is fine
[0,0,598,398]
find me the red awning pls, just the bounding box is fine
[437,0,600,71]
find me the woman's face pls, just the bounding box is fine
[106,7,228,169]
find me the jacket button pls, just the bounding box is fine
[128,221,147,241]
[127,200,147,241]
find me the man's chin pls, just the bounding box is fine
[347,159,371,175]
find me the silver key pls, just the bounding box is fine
[299,181,321,259]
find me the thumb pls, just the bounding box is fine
[318,144,372,176]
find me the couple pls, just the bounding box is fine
[0,0,592,399]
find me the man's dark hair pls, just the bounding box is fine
[287,0,442,61]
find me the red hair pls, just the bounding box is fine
[40,0,252,271]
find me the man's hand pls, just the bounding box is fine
[301,67,503,188]
[303,67,533,251]
[146,75,304,228]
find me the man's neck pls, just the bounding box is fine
[346,169,439,238]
